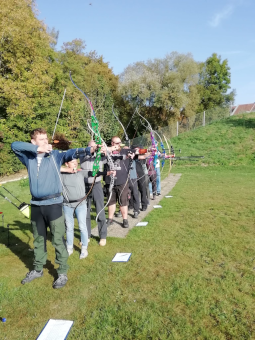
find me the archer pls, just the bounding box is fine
[11,128,106,289]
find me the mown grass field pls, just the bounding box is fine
[0,113,255,339]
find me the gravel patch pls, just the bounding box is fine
[91,173,181,238]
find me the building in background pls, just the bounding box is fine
[231,103,255,115]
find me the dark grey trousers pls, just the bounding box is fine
[86,182,107,239]
[137,174,149,209]
[129,178,140,212]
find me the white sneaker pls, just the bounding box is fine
[67,248,73,256]
[99,239,106,246]
[80,248,88,259]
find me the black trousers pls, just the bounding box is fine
[137,173,149,209]
[86,182,107,239]
[149,173,157,195]
[128,178,140,212]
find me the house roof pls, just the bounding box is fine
[232,103,255,115]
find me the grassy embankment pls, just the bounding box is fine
[0,113,254,339]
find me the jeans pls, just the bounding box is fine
[63,203,88,249]
[149,167,161,194]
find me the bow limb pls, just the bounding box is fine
[49,88,70,202]
[163,134,172,176]
[136,112,156,166]
[112,105,130,147]
[153,130,166,174]
[125,107,139,135]
[86,121,116,221]
[69,71,95,117]
[69,72,103,214]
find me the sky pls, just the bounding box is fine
[36,0,255,105]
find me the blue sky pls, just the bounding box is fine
[36,0,255,105]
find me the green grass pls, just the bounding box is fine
[170,112,255,167]
[0,113,255,339]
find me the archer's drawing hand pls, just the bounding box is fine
[100,145,107,154]
[107,170,116,177]
[91,144,107,154]
[37,144,52,153]
[108,145,119,153]
[90,144,101,154]
[128,152,135,159]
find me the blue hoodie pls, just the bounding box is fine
[11,142,91,206]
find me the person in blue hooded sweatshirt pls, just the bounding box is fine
[11,128,110,289]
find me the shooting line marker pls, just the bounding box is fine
[37,319,73,340]
[136,222,148,227]
[112,253,132,262]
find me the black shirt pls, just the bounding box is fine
[104,149,131,186]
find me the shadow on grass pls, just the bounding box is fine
[0,220,70,279]
[224,116,255,129]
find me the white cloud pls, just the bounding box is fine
[209,5,234,27]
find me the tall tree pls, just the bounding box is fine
[118,52,200,132]
[197,53,235,112]
[0,0,64,174]
[0,1,119,175]
[59,39,120,142]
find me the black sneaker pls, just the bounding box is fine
[141,206,147,211]
[133,211,139,218]
[115,211,121,218]
[123,219,129,228]
[53,274,68,289]
[106,219,114,227]
[21,270,43,284]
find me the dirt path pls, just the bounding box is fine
[0,169,28,184]
[91,173,181,239]
[0,170,182,239]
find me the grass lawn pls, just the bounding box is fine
[0,113,255,339]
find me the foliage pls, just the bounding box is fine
[197,53,236,112]
[58,40,120,143]
[47,27,59,49]
[118,52,200,133]
[0,0,119,176]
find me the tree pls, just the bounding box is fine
[0,1,119,175]
[196,53,236,112]
[59,39,120,142]
[61,39,86,55]
[118,52,200,133]
[48,27,59,49]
